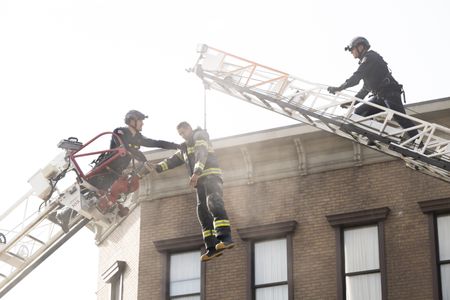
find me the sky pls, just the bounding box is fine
[1,0,449,299]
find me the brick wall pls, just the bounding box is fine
[97,99,450,300]
[137,160,450,299]
[97,205,141,300]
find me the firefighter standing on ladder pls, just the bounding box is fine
[327,37,419,144]
[154,121,234,262]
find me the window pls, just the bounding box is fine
[154,234,205,300]
[419,197,450,300]
[254,238,289,299]
[101,261,126,300]
[437,214,450,299]
[344,225,382,300]
[110,272,124,300]
[169,250,201,300]
[327,207,389,300]
[237,220,297,300]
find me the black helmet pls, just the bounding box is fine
[125,110,148,125]
[345,36,370,51]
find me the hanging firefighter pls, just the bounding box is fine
[155,121,234,262]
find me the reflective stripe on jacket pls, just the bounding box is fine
[157,128,222,179]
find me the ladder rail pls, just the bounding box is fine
[0,216,89,298]
[0,202,59,258]
[0,191,34,224]
[0,193,57,247]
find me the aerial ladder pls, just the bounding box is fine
[190,44,450,182]
[0,132,143,297]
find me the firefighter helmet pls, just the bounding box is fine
[125,110,147,125]
[345,36,370,51]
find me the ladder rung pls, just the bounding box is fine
[26,234,45,245]
[6,252,25,262]
[0,252,24,268]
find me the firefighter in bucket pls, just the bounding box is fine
[49,110,180,232]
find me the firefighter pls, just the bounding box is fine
[48,110,179,233]
[327,37,419,143]
[88,110,180,190]
[154,121,234,262]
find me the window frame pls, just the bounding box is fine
[154,234,205,300]
[419,197,450,300]
[327,207,390,300]
[101,260,127,300]
[237,220,297,300]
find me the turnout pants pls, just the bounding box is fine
[196,175,231,250]
[354,92,419,138]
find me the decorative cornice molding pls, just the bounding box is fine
[326,207,390,227]
[153,234,203,253]
[294,138,307,175]
[237,220,298,241]
[101,260,126,283]
[240,146,254,184]
[418,197,450,214]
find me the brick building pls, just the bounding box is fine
[96,98,450,300]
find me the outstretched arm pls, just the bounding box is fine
[328,54,374,94]
[155,149,185,173]
[140,136,180,150]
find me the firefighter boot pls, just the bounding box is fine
[215,235,235,251]
[200,247,223,262]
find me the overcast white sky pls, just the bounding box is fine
[1,0,449,299]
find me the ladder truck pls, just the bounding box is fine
[0,132,143,297]
[189,44,450,183]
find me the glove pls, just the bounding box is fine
[155,164,163,173]
[327,86,340,95]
